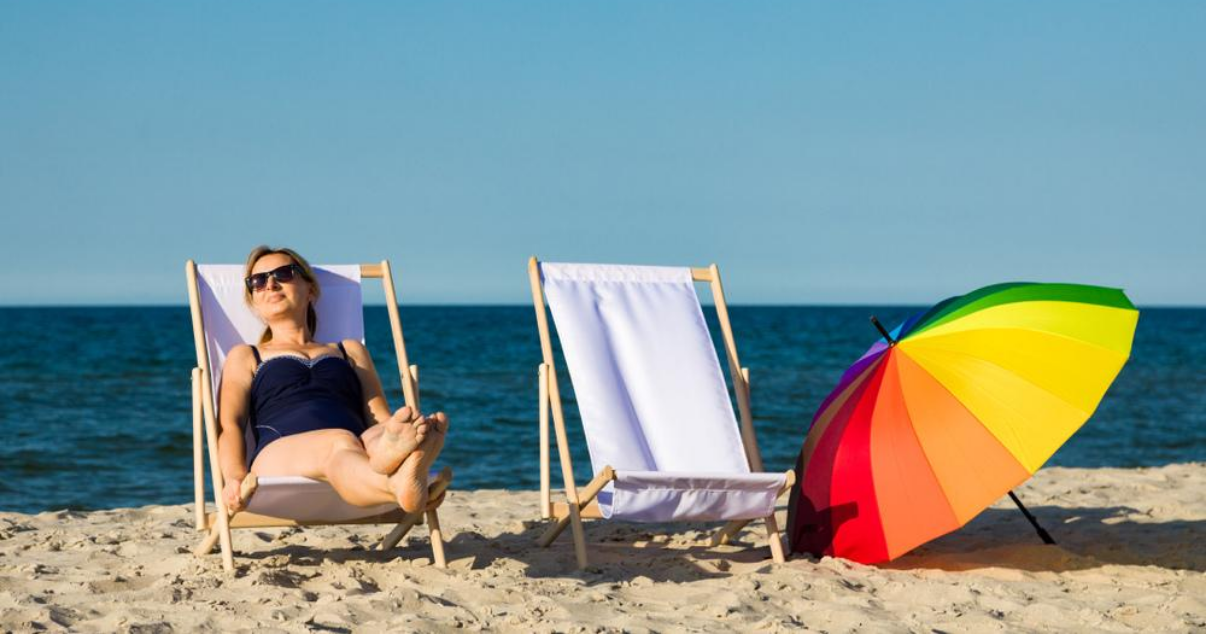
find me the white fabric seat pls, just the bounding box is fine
[245,476,393,522]
[246,470,443,522]
[601,471,786,522]
[540,262,787,523]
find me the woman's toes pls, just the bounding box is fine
[414,419,431,442]
[387,407,418,430]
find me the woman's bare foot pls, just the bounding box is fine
[390,412,447,513]
[367,407,429,474]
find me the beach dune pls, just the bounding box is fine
[1,463,1203,632]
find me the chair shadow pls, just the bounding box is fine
[495,520,784,584]
[231,519,787,584]
[882,505,1206,573]
[232,529,460,569]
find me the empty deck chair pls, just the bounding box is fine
[527,258,794,569]
[185,260,452,572]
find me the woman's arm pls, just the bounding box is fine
[342,339,398,426]
[216,344,256,510]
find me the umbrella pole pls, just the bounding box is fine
[1007,491,1056,545]
[870,316,897,345]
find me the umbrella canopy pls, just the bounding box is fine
[787,283,1139,564]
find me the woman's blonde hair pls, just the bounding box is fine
[244,245,321,344]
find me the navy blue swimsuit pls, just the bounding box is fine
[245,342,367,468]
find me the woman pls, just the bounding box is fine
[217,246,447,515]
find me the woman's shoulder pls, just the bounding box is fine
[228,343,257,358]
[221,344,259,383]
[337,339,373,365]
[338,338,369,356]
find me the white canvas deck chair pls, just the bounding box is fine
[185,260,452,573]
[528,258,795,569]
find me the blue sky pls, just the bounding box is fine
[2,2,1203,305]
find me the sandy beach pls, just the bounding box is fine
[1,462,1203,632]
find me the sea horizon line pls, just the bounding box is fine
[2,302,1205,309]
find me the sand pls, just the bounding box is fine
[2,463,1203,633]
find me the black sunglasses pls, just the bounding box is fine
[245,264,305,292]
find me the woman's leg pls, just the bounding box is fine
[251,429,396,507]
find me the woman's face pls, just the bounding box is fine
[248,253,314,323]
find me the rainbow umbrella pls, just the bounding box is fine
[787,283,1139,564]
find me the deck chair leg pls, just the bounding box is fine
[537,511,574,547]
[194,525,220,556]
[379,512,424,551]
[205,476,254,570]
[535,504,588,569]
[379,467,453,553]
[426,510,447,568]
[568,507,589,569]
[760,469,795,564]
[192,369,206,531]
[216,522,235,571]
[536,466,614,549]
[764,513,786,564]
[194,508,237,570]
[711,519,752,547]
[538,468,613,569]
[536,482,591,569]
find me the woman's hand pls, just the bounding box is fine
[224,477,247,513]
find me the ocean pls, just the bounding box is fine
[0,306,1202,514]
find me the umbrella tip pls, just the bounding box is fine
[870,316,897,345]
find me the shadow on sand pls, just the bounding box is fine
[229,519,784,585]
[223,502,1202,581]
[453,520,785,585]
[884,504,1206,573]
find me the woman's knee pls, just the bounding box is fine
[361,424,383,443]
[324,430,367,461]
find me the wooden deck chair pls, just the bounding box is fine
[185,260,452,573]
[527,258,795,569]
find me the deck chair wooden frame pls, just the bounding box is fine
[185,259,452,573]
[527,257,795,569]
